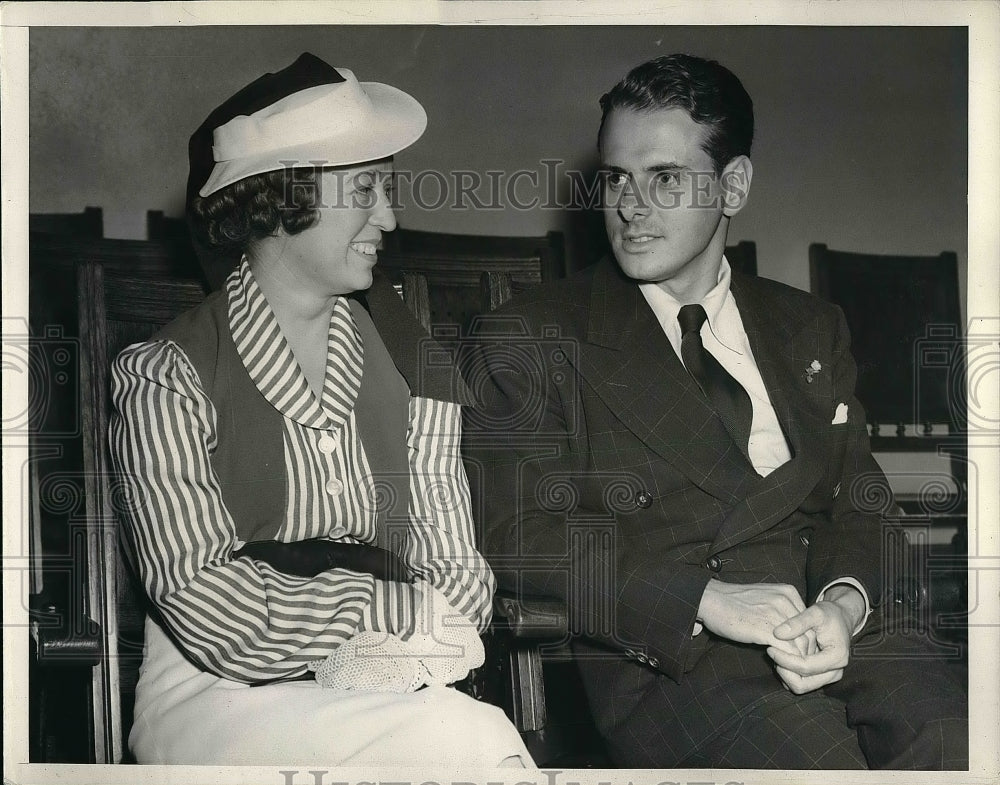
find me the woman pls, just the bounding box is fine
[109,53,532,767]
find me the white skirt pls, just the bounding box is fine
[130,616,533,767]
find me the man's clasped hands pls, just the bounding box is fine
[697,580,868,694]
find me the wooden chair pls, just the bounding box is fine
[29,207,104,238]
[809,244,964,443]
[809,243,967,642]
[146,209,261,293]
[385,227,566,282]
[809,244,966,500]
[31,232,202,281]
[378,229,566,330]
[33,257,208,763]
[145,209,186,243]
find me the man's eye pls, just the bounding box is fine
[604,172,628,191]
[653,171,680,188]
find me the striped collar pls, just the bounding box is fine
[225,258,363,430]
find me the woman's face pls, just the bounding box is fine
[275,161,396,297]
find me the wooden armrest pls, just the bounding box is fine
[489,593,567,734]
[493,594,567,640]
[891,577,928,608]
[32,606,103,666]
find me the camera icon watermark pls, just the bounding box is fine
[2,319,80,438]
[914,322,999,438]
[451,316,580,438]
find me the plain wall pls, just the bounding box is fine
[28,25,968,298]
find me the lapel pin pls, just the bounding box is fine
[805,360,822,383]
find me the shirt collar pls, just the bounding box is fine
[639,256,745,354]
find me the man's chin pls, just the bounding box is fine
[613,251,670,283]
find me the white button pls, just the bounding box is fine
[318,435,338,454]
[325,479,344,496]
[329,526,348,539]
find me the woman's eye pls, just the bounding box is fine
[352,175,377,206]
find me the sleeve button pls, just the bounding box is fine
[706,556,722,572]
[635,490,653,509]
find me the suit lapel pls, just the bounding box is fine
[572,261,758,505]
[709,276,829,551]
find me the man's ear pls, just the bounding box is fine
[720,155,753,217]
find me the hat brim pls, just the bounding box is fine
[198,82,427,197]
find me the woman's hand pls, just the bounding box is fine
[405,582,485,686]
[310,581,484,693]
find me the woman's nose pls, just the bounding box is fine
[369,191,397,232]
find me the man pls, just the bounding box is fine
[465,54,967,769]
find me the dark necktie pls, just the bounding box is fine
[677,304,754,458]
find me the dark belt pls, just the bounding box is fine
[233,538,411,583]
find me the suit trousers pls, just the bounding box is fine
[578,605,967,770]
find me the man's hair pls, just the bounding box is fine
[598,54,754,174]
[190,168,322,253]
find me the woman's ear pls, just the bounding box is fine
[720,155,753,217]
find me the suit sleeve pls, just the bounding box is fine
[805,306,893,608]
[464,329,712,683]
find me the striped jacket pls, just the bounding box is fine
[109,259,493,683]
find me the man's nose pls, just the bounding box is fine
[617,184,649,222]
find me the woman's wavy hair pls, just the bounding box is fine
[598,54,754,175]
[190,167,323,253]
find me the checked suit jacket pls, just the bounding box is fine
[463,256,897,760]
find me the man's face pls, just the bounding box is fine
[600,106,744,301]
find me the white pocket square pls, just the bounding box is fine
[832,402,849,425]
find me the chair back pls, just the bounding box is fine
[385,228,566,280]
[30,207,104,238]
[378,229,565,329]
[478,241,756,314]
[809,243,964,438]
[76,259,207,762]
